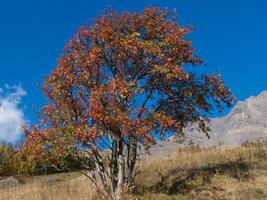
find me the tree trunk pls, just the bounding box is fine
[92,150,110,197]
[110,139,118,195]
[114,139,125,200]
[114,154,124,200]
[108,137,138,200]
[126,136,137,187]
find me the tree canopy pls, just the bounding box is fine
[23,8,234,199]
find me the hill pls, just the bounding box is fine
[0,141,266,200]
[2,92,267,199]
[168,91,267,147]
[144,91,267,158]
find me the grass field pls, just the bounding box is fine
[135,142,267,200]
[0,142,266,200]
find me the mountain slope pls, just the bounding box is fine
[185,91,267,146]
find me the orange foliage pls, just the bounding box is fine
[23,7,234,157]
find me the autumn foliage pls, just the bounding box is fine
[23,8,234,200]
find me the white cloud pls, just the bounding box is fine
[0,84,27,143]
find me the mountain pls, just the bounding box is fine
[144,91,267,158]
[183,91,267,147]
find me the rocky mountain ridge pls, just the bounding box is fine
[184,91,267,146]
[147,91,267,157]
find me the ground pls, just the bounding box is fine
[0,142,266,200]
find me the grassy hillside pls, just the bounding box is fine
[135,142,267,200]
[0,142,266,200]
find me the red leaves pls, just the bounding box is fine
[23,7,234,157]
[80,30,93,38]
[63,38,75,50]
[153,111,181,131]
[88,127,96,138]
[41,119,46,126]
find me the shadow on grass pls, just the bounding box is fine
[136,158,251,195]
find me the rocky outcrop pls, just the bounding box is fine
[0,177,19,188]
[183,91,267,146]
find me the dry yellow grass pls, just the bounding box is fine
[0,172,97,200]
[135,142,267,200]
[0,142,266,200]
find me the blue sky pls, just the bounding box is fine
[0,0,266,142]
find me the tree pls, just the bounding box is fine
[14,143,93,176]
[23,8,234,200]
[0,143,16,175]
